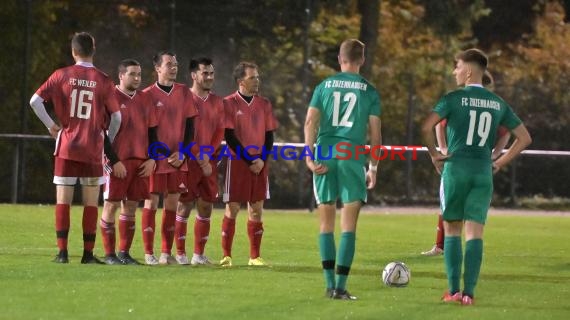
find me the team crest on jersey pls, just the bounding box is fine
[236,110,244,116]
[120,104,127,109]
[156,101,164,107]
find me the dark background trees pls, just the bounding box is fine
[1,0,568,206]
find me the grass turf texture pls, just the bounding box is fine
[0,204,569,319]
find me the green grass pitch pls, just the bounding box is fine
[0,204,569,319]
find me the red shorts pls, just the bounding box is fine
[53,157,104,186]
[179,160,219,203]
[149,171,187,194]
[223,159,269,203]
[104,159,150,201]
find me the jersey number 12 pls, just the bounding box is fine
[332,91,356,127]
[466,110,491,146]
[70,89,93,119]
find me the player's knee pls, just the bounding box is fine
[226,203,240,217]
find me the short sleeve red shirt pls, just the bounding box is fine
[192,91,225,148]
[142,82,197,173]
[35,64,119,164]
[112,88,158,160]
[223,92,278,153]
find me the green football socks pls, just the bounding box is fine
[463,238,483,298]
[444,236,462,294]
[319,232,336,290]
[335,232,356,291]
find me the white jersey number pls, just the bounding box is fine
[332,91,356,127]
[70,89,93,119]
[466,110,492,146]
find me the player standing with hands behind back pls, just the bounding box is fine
[29,32,121,264]
[422,48,531,305]
[305,39,382,300]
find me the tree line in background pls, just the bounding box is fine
[0,0,568,206]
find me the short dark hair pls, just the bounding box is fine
[189,57,213,73]
[118,59,140,74]
[232,61,258,83]
[455,48,488,70]
[482,70,494,86]
[153,50,176,67]
[339,39,365,63]
[71,32,95,57]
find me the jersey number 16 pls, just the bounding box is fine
[70,89,93,119]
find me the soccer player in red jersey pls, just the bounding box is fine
[98,59,158,265]
[220,62,278,267]
[29,32,121,264]
[141,51,198,265]
[176,57,224,265]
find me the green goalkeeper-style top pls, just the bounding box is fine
[433,85,522,163]
[309,72,381,163]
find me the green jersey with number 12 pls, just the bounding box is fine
[309,72,381,161]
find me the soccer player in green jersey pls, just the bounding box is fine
[422,48,532,305]
[305,39,382,300]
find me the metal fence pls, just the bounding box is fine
[2,134,569,207]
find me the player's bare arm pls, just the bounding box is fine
[435,122,448,155]
[366,115,382,189]
[422,112,450,175]
[491,129,511,160]
[304,106,327,175]
[493,124,531,173]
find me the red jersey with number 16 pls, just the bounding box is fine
[35,63,119,164]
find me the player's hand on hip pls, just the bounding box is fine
[113,161,127,179]
[138,159,156,177]
[366,169,377,189]
[168,152,184,168]
[431,153,450,175]
[306,159,327,175]
[48,124,61,139]
[492,160,503,174]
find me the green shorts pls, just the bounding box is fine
[313,158,367,205]
[440,159,493,224]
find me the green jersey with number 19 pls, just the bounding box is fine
[433,85,522,163]
[309,72,381,162]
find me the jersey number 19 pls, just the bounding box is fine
[466,110,491,146]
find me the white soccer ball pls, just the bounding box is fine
[382,261,411,287]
